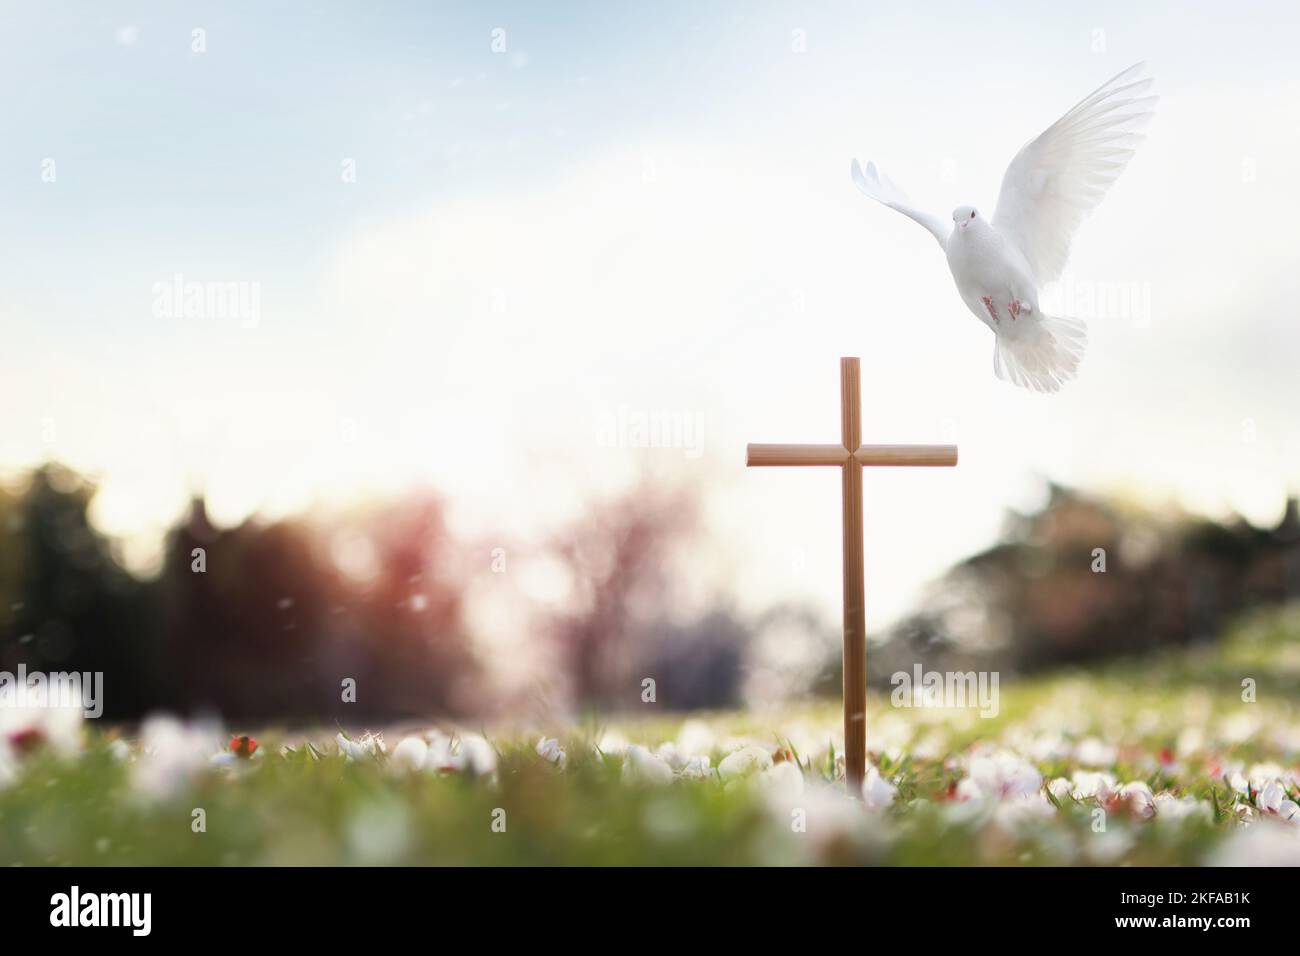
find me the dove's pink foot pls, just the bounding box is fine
[981,296,999,324]
[1006,299,1025,320]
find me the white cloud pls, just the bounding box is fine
[5,34,1300,628]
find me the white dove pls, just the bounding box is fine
[851,63,1156,392]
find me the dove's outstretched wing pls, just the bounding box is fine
[993,62,1156,286]
[851,159,949,251]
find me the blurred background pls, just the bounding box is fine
[2,1,1298,724]
[4,463,1299,722]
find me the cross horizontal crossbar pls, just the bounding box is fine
[746,443,958,467]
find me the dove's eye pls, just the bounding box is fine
[970,211,976,218]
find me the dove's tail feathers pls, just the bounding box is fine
[993,313,1088,393]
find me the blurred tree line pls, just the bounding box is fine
[0,466,165,718]
[18,464,1283,720]
[874,484,1300,684]
[0,464,832,722]
[0,465,484,721]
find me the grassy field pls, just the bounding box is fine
[4,607,1300,866]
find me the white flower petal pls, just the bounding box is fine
[717,746,773,781]
[391,736,429,771]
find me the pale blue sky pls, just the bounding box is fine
[3,1,1299,639]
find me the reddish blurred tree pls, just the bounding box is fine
[162,491,481,721]
[545,478,755,712]
[548,479,698,710]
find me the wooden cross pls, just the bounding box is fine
[746,357,957,797]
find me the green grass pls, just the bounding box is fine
[3,606,1300,865]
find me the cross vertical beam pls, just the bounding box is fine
[839,358,867,796]
[746,357,957,797]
